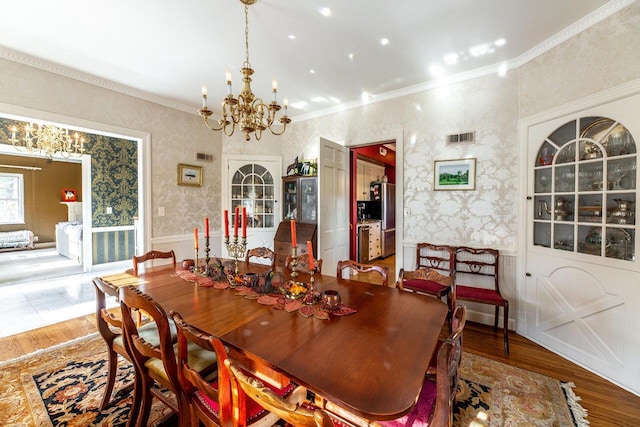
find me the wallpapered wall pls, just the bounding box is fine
[0,117,138,262]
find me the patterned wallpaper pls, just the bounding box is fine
[0,117,138,227]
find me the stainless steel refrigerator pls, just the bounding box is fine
[369,182,395,257]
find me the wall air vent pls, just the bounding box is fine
[196,152,214,162]
[445,131,475,145]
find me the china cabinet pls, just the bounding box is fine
[231,164,277,229]
[532,116,636,262]
[283,175,317,224]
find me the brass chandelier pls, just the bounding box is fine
[10,123,85,160]
[198,0,290,141]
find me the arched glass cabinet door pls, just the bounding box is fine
[231,163,276,229]
[533,116,636,261]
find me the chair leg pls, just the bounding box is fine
[136,375,154,427]
[99,349,118,410]
[493,306,499,332]
[126,368,144,427]
[503,302,510,355]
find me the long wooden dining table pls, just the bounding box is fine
[95,262,448,422]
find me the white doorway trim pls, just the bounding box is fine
[0,102,151,270]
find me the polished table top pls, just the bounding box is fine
[97,263,448,421]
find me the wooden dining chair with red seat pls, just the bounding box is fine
[225,358,335,427]
[454,246,509,355]
[171,311,308,427]
[396,267,456,325]
[426,304,467,378]
[245,247,275,268]
[285,253,323,274]
[120,286,218,427]
[336,259,390,287]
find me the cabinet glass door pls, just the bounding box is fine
[284,179,298,220]
[299,178,317,223]
[533,116,637,261]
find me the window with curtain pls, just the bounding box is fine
[0,172,24,224]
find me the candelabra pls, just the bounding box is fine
[225,235,247,276]
[289,246,299,283]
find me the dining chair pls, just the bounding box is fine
[132,249,176,276]
[132,249,176,325]
[171,312,307,427]
[396,267,456,325]
[454,246,509,355]
[285,253,323,274]
[225,358,334,427]
[426,304,467,378]
[245,247,275,268]
[93,277,138,410]
[120,285,218,427]
[336,259,389,287]
[417,243,456,277]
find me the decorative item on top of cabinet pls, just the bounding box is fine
[283,175,317,224]
[532,116,636,262]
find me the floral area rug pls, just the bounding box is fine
[0,334,588,426]
[456,351,589,426]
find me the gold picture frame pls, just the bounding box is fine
[177,163,203,187]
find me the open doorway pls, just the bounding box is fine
[349,142,396,264]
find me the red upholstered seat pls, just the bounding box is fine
[195,379,297,424]
[377,379,437,426]
[456,285,506,304]
[403,279,448,294]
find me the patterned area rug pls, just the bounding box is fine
[0,334,588,426]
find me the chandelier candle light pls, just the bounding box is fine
[10,123,85,160]
[198,0,290,141]
[225,207,247,276]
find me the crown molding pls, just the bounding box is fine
[0,46,196,115]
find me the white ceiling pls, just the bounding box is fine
[0,0,626,120]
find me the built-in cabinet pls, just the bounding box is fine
[523,89,640,396]
[356,159,385,201]
[532,117,636,261]
[283,176,317,223]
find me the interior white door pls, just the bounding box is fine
[523,91,640,395]
[318,137,348,276]
[223,155,282,256]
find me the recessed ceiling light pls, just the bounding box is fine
[494,38,506,47]
[443,53,458,65]
[415,104,422,112]
[311,96,328,103]
[469,44,490,57]
[319,7,331,17]
[361,92,370,102]
[288,34,296,40]
[348,53,354,60]
[380,38,389,46]
[309,69,316,74]
[329,96,341,103]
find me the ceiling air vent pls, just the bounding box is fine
[446,131,475,145]
[196,152,214,162]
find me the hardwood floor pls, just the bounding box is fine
[1,260,638,425]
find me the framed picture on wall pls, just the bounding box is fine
[177,163,203,187]
[62,188,77,201]
[434,158,476,191]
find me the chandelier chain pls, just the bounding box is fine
[244,4,250,67]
